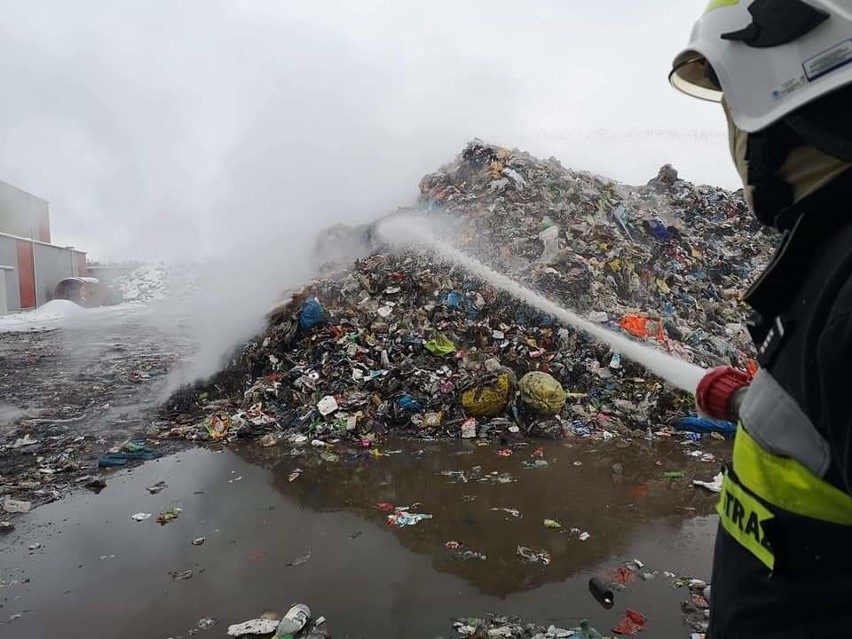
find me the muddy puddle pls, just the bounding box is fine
[1,436,720,638]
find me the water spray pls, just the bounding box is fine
[377,217,706,394]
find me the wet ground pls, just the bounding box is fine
[1,307,724,638]
[0,305,191,507]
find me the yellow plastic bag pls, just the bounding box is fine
[424,334,456,356]
[462,374,511,417]
[519,371,566,415]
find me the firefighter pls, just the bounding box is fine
[670,1,852,637]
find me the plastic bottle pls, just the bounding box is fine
[578,619,604,639]
[274,604,311,638]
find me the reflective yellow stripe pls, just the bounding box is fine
[704,0,739,13]
[733,426,852,526]
[717,472,775,570]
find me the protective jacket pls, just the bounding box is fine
[709,169,852,638]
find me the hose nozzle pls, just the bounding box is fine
[696,366,751,421]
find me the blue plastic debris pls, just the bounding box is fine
[572,421,592,437]
[298,297,327,332]
[442,291,479,319]
[98,443,159,467]
[646,219,672,241]
[676,417,736,437]
[396,395,423,412]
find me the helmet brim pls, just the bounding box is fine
[670,51,723,103]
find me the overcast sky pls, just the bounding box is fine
[0,0,738,261]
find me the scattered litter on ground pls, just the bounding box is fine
[168,568,193,580]
[491,507,522,518]
[146,480,168,495]
[275,604,311,637]
[589,575,615,608]
[387,505,433,527]
[517,545,551,565]
[98,441,160,467]
[3,497,31,514]
[227,619,279,637]
[196,617,217,629]
[156,507,182,525]
[692,472,724,493]
[287,551,312,567]
[611,609,647,636]
[452,614,601,638]
[444,541,487,561]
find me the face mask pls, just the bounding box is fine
[723,99,851,227]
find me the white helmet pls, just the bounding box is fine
[670,0,852,133]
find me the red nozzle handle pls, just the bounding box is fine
[696,366,751,421]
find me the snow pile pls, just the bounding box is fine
[0,299,83,333]
[114,263,169,302]
[25,299,84,321]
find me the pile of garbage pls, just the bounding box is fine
[162,141,776,445]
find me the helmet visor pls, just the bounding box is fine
[670,51,723,102]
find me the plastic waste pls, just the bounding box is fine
[611,609,647,636]
[227,619,279,637]
[578,619,604,639]
[462,374,511,417]
[424,333,456,356]
[156,507,182,525]
[396,395,423,412]
[98,442,159,467]
[274,604,311,638]
[518,371,566,415]
[693,472,724,493]
[298,297,327,331]
[460,418,477,439]
[676,416,736,437]
[203,415,231,440]
[387,509,433,527]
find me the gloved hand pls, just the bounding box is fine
[695,366,751,421]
